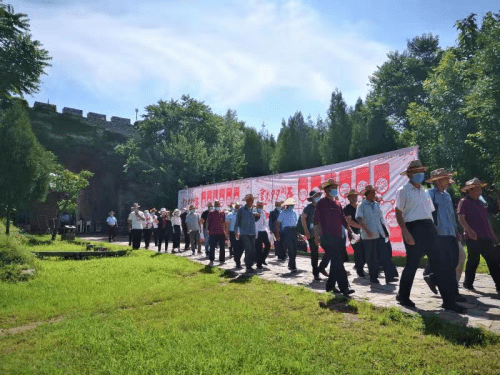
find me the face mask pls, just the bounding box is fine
[410,173,425,184]
[214,207,220,211]
[313,197,321,203]
[328,189,338,197]
[257,208,263,213]
[288,205,295,210]
[209,207,213,211]
[190,210,195,214]
[228,207,233,212]
[276,207,281,212]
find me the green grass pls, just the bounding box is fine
[1,244,500,374]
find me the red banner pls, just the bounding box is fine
[311,175,322,190]
[226,188,233,204]
[339,170,352,197]
[298,177,309,203]
[219,189,226,206]
[374,163,390,195]
[356,166,370,193]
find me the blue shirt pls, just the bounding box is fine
[235,205,256,236]
[428,187,457,237]
[277,208,298,228]
[226,212,237,232]
[355,200,386,240]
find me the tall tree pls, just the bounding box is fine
[0,101,55,234]
[0,1,51,101]
[321,89,351,164]
[349,98,368,159]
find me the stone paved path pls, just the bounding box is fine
[83,235,500,334]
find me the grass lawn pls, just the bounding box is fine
[1,244,500,374]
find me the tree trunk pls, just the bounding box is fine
[5,203,11,235]
[51,208,60,241]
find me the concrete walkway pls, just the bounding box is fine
[83,235,500,334]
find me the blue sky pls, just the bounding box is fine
[14,0,497,137]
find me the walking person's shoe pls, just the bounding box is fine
[370,278,380,284]
[357,270,366,278]
[235,263,242,270]
[314,274,321,281]
[209,261,214,267]
[246,266,255,273]
[442,303,467,314]
[424,275,438,295]
[341,289,355,297]
[396,294,416,308]
[326,287,340,293]
[290,268,298,273]
[463,282,474,291]
[319,267,329,277]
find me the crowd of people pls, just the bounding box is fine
[105,160,500,314]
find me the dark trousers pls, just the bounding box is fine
[352,240,366,271]
[129,230,133,246]
[308,237,320,277]
[362,238,382,281]
[398,220,455,304]
[182,225,190,249]
[158,230,171,252]
[381,240,399,279]
[321,235,349,292]
[256,231,270,265]
[132,229,142,250]
[143,228,152,249]
[241,234,256,268]
[209,234,225,262]
[273,231,286,259]
[173,225,181,249]
[153,228,158,246]
[424,236,459,294]
[230,231,243,266]
[108,225,117,242]
[465,239,500,290]
[282,227,298,270]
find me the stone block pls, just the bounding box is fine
[34,102,56,112]
[62,107,83,117]
[111,116,131,126]
[87,112,106,121]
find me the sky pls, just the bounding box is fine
[13,0,498,137]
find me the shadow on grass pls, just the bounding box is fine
[319,296,358,314]
[199,266,218,274]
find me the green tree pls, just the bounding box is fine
[349,98,368,159]
[49,167,93,240]
[321,89,351,164]
[0,101,55,234]
[0,1,51,100]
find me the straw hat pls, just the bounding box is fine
[425,168,455,183]
[460,177,488,193]
[188,204,195,210]
[319,178,339,190]
[346,189,358,198]
[306,188,322,201]
[283,197,298,206]
[108,211,115,215]
[243,194,256,201]
[213,200,221,207]
[132,202,140,208]
[360,185,377,196]
[400,160,428,175]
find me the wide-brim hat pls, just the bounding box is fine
[319,178,339,190]
[306,188,322,201]
[173,209,180,214]
[283,197,298,206]
[213,200,221,207]
[360,185,377,195]
[234,203,241,208]
[188,204,195,210]
[346,189,358,198]
[274,200,284,206]
[206,201,213,207]
[400,160,428,175]
[243,194,256,201]
[461,177,488,193]
[160,207,166,213]
[132,203,140,208]
[150,208,157,213]
[109,211,115,215]
[426,168,456,183]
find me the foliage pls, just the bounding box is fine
[0,101,55,234]
[49,167,93,215]
[0,0,51,100]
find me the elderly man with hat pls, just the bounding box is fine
[128,203,145,250]
[395,161,465,312]
[236,194,260,272]
[458,178,500,293]
[255,201,271,268]
[185,204,202,255]
[276,197,299,272]
[355,185,392,284]
[300,189,323,280]
[206,200,228,266]
[106,211,118,242]
[180,207,190,251]
[150,208,159,246]
[225,204,236,258]
[269,201,285,261]
[313,179,355,296]
[343,189,366,277]
[422,169,466,301]
[201,202,214,257]
[157,208,173,253]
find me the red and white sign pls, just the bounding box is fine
[178,146,419,254]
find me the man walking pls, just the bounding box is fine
[314,179,354,297]
[180,208,190,251]
[225,204,235,257]
[207,201,227,266]
[276,198,299,272]
[395,160,465,313]
[300,189,323,280]
[128,203,145,250]
[201,202,213,257]
[269,201,285,260]
[106,211,118,242]
[236,194,258,273]
[344,190,366,277]
[255,201,271,267]
[227,203,243,268]
[185,205,202,255]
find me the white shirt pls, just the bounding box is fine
[355,200,386,240]
[395,182,435,223]
[106,216,117,226]
[152,215,158,229]
[144,213,153,229]
[128,211,145,230]
[255,214,268,233]
[172,216,181,226]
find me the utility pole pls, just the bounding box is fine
[135,108,138,121]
